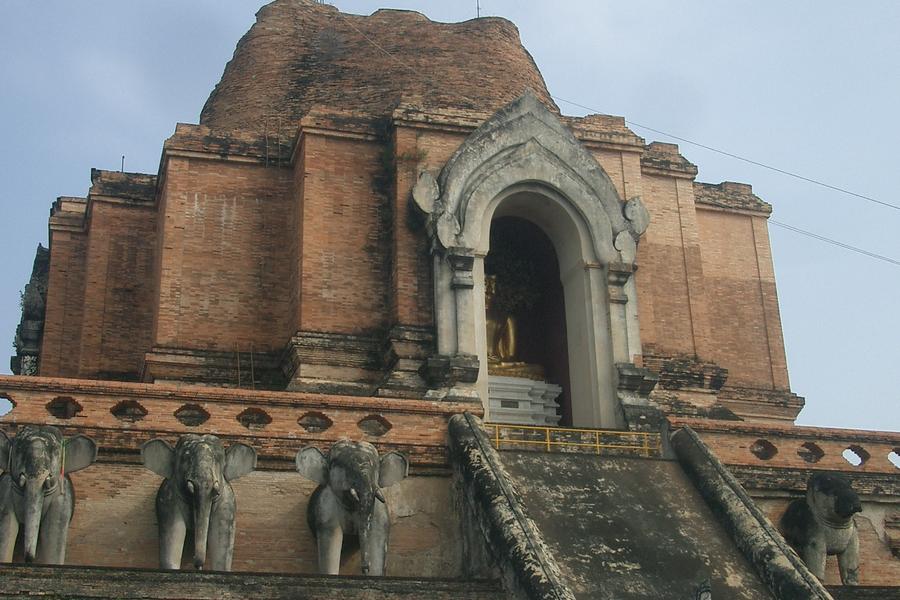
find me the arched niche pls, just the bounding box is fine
[414,92,649,428]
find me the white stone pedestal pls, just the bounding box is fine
[487,375,562,425]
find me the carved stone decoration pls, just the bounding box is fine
[0,426,98,564]
[780,472,862,585]
[487,376,562,426]
[295,440,408,576]
[414,91,648,427]
[410,170,439,215]
[141,434,257,571]
[613,230,636,264]
[11,245,50,376]
[623,196,650,238]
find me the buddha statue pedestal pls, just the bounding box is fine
[487,374,562,426]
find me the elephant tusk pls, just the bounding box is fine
[350,488,360,502]
[375,489,385,503]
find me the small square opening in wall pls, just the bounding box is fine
[842,445,870,467]
[175,404,210,427]
[237,407,272,430]
[46,396,82,419]
[0,393,14,417]
[298,411,333,433]
[111,400,148,423]
[888,449,900,469]
[357,414,391,437]
[797,441,825,464]
[749,438,777,460]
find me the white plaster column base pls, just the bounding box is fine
[488,375,562,425]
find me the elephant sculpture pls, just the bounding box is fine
[780,472,862,585]
[295,440,408,575]
[141,434,256,571]
[0,426,97,564]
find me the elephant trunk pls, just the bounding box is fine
[358,513,374,575]
[22,476,46,563]
[355,484,381,575]
[192,492,213,570]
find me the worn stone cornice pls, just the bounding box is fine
[694,181,772,215]
[673,417,900,445]
[0,374,476,418]
[728,465,900,497]
[640,142,698,179]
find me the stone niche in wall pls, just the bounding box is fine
[412,92,654,429]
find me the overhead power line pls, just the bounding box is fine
[769,220,900,267]
[551,95,899,212]
[332,9,898,267]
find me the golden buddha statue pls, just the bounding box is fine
[484,274,545,380]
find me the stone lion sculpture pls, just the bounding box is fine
[780,472,862,585]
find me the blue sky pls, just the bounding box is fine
[0,1,897,431]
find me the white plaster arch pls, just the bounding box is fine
[418,92,647,428]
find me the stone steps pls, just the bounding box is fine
[0,565,505,600]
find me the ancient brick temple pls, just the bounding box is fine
[3,2,898,598]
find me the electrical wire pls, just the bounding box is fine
[769,220,900,266]
[551,95,899,212]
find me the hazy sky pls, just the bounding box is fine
[0,1,897,431]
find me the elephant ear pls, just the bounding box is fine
[379,451,409,488]
[0,431,9,473]
[295,446,328,485]
[141,439,175,479]
[224,443,257,481]
[64,435,98,473]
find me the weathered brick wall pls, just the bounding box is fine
[77,200,156,380]
[40,199,87,378]
[298,133,389,334]
[199,0,556,130]
[635,172,708,358]
[695,207,789,390]
[34,98,796,418]
[289,137,305,332]
[153,157,292,352]
[391,126,460,327]
[58,464,462,577]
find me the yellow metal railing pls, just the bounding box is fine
[484,422,662,458]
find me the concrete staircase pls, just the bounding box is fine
[500,451,774,599]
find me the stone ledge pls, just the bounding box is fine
[694,180,772,215]
[727,465,900,497]
[89,169,157,204]
[0,564,503,599]
[0,375,480,469]
[827,586,900,599]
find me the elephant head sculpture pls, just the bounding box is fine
[780,472,862,585]
[0,426,97,564]
[142,434,256,571]
[295,440,408,575]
